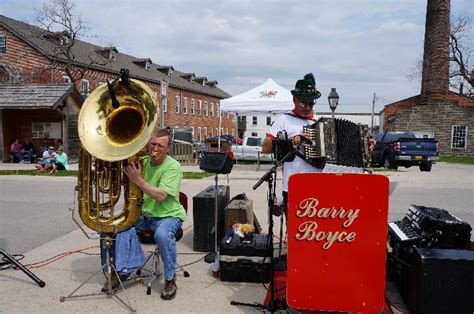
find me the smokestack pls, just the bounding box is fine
[420,0,450,101]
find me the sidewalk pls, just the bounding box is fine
[0,161,284,313]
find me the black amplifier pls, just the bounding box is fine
[192,185,230,252]
[405,247,474,314]
[220,234,272,283]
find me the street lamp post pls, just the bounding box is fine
[328,87,339,120]
[327,88,339,159]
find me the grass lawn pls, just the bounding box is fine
[0,169,213,179]
[439,156,474,165]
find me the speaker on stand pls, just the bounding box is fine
[199,151,233,263]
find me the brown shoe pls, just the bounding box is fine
[160,276,177,300]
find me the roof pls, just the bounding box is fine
[0,15,231,99]
[0,83,79,109]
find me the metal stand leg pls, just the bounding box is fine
[59,237,137,313]
[0,249,45,287]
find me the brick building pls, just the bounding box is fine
[0,15,235,161]
[382,0,474,157]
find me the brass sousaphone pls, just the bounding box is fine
[77,75,158,234]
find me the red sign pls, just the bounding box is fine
[287,173,389,313]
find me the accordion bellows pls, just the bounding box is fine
[303,118,371,168]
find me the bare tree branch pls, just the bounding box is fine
[34,0,111,95]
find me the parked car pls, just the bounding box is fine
[231,136,273,162]
[371,131,439,171]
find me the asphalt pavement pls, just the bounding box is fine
[0,161,473,313]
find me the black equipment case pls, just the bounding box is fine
[219,234,272,283]
[405,247,474,314]
[192,185,230,252]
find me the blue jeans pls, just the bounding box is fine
[135,216,182,281]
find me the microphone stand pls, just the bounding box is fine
[0,249,45,287]
[230,149,297,313]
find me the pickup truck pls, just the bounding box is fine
[231,136,273,162]
[371,131,439,171]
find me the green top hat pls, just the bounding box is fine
[291,73,322,101]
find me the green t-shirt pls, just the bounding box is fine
[142,155,186,221]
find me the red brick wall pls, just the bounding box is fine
[420,0,450,101]
[1,26,235,145]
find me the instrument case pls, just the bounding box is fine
[219,234,271,283]
[224,198,254,231]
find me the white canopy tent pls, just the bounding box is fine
[217,78,294,145]
[220,78,293,116]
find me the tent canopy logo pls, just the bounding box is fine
[259,90,278,98]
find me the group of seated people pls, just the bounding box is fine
[34,145,69,172]
[8,137,69,172]
[8,138,36,163]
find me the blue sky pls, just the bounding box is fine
[1,0,473,112]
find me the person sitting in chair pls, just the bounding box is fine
[102,128,186,301]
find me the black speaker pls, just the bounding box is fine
[404,247,474,314]
[192,185,230,252]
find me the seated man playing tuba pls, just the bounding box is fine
[101,128,186,301]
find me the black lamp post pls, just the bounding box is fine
[328,87,339,120]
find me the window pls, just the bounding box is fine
[204,101,209,116]
[210,128,214,137]
[247,137,262,146]
[198,100,202,115]
[191,99,195,115]
[210,103,214,117]
[266,117,272,126]
[175,96,180,114]
[252,116,257,125]
[62,75,71,83]
[204,127,208,139]
[0,35,6,53]
[80,79,90,96]
[451,125,467,148]
[197,127,201,142]
[145,60,151,70]
[183,97,188,114]
[215,128,218,136]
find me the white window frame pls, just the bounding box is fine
[210,103,214,117]
[0,35,6,54]
[204,127,208,139]
[183,97,188,114]
[198,100,202,115]
[175,96,180,114]
[191,99,195,115]
[210,128,214,137]
[197,127,202,142]
[451,125,468,149]
[204,101,209,116]
[62,75,71,83]
[80,79,90,96]
[252,116,257,125]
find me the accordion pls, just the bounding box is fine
[302,118,371,168]
[388,204,472,249]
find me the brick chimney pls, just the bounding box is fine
[420,0,450,102]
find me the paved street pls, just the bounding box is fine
[0,161,472,313]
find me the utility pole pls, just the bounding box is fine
[371,92,376,134]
